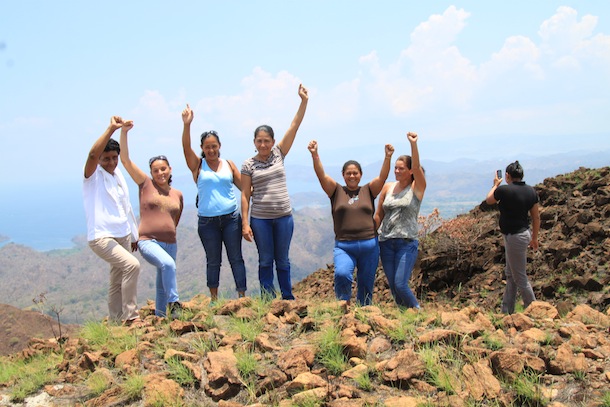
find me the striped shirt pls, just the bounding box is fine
[241,145,292,219]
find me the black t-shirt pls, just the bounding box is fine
[493,181,539,234]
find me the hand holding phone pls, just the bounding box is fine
[496,169,502,179]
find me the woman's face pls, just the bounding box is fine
[343,164,362,190]
[394,159,412,182]
[254,131,274,156]
[150,160,171,186]
[202,137,221,160]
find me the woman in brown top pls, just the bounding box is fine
[308,140,394,305]
[120,121,184,319]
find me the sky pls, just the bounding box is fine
[1,1,610,248]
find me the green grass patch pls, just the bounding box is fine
[315,325,348,375]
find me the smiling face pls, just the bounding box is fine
[342,164,362,190]
[150,159,171,186]
[254,130,275,158]
[201,136,221,161]
[99,151,119,175]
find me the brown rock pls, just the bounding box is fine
[384,396,420,406]
[217,297,253,315]
[523,301,559,320]
[490,349,526,379]
[548,343,588,374]
[277,346,316,378]
[341,328,367,359]
[203,350,241,401]
[462,360,502,400]
[163,348,199,363]
[418,329,460,345]
[341,364,369,379]
[566,304,610,327]
[377,349,425,383]
[255,332,282,352]
[286,372,328,393]
[144,373,184,407]
[114,349,139,372]
[369,337,392,354]
[501,313,534,331]
[257,368,288,396]
[290,387,328,404]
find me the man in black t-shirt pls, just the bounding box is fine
[486,161,540,314]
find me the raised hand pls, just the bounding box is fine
[298,84,309,101]
[121,120,134,133]
[407,132,418,143]
[110,116,124,131]
[385,144,395,157]
[307,140,318,155]
[182,104,194,124]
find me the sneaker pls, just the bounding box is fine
[168,302,183,320]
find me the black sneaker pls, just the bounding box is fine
[168,302,183,320]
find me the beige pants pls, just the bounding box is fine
[89,235,140,322]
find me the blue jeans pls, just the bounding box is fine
[379,238,420,309]
[250,215,295,300]
[198,211,247,293]
[137,239,178,317]
[333,237,379,306]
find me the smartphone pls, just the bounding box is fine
[496,169,502,179]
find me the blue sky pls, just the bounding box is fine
[1,2,609,248]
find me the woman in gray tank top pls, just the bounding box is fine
[374,132,426,309]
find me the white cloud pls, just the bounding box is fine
[359,6,478,115]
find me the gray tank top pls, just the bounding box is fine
[378,183,421,242]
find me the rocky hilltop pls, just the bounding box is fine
[1,167,609,407]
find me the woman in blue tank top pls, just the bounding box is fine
[181,104,247,302]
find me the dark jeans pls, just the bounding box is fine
[250,215,295,300]
[198,211,247,293]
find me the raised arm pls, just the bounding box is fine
[241,174,254,242]
[277,84,309,156]
[307,140,337,197]
[529,203,540,250]
[84,116,123,178]
[181,104,201,181]
[408,132,426,201]
[369,144,394,197]
[486,172,502,205]
[119,121,147,186]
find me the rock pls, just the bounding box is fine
[286,372,327,393]
[376,349,425,383]
[203,350,241,401]
[144,373,184,407]
[548,343,588,374]
[462,360,502,401]
[277,346,316,379]
[524,301,559,320]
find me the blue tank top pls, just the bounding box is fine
[197,159,238,217]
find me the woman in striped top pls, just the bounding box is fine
[241,84,309,300]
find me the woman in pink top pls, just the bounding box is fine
[119,121,184,319]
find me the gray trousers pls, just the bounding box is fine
[501,230,536,314]
[89,235,140,322]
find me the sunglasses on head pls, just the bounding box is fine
[149,155,168,166]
